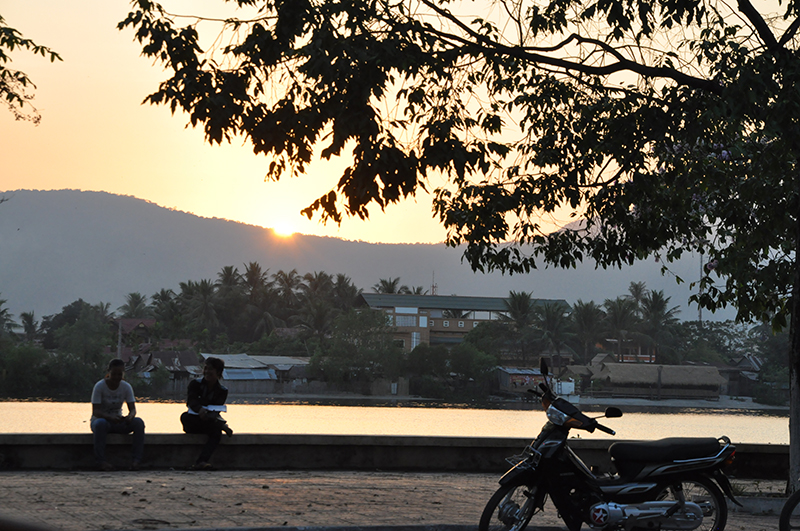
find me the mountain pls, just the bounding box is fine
[0,189,734,321]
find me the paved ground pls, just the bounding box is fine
[0,470,785,531]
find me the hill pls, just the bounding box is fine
[0,189,733,320]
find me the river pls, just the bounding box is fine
[0,400,789,444]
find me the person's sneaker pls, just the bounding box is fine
[99,462,115,471]
[129,461,141,471]
[191,462,214,471]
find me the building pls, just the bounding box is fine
[358,293,569,352]
[199,353,278,395]
[586,363,725,400]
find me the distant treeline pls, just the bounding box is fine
[0,266,790,403]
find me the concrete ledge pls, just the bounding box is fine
[0,434,787,479]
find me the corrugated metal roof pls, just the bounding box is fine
[359,293,569,312]
[498,367,542,376]
[222,368,277,380]
[200,353,268,369]
[250,355,309,366]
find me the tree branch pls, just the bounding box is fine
[417,0,721,94]
[737,0,779,51]
[779,15,800,47]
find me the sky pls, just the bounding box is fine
[0,1,743,322]
[0,0,448,243]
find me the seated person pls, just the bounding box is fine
[90,358,145,471]
[180,357,233,470]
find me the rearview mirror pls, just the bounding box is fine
[605,407,623,418]
[540,357,549,377]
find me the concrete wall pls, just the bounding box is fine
[0,434,786,479]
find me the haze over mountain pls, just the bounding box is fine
[0,189,734,321]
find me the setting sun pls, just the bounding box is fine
[271,220,296,237]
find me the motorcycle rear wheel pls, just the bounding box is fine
[656,476,727,531]
[479,480,540,531]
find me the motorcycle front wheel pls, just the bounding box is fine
[479,480,540,531]
[656,476,727,531]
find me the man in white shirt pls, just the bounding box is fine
[90,358,145,470]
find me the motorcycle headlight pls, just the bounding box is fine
[546,405,570,426]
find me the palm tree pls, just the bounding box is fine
[640,290,681,363]
[273,269,303,312]
[302,271,334,301]
[503,291,536,330]
[179,280,219,334]
[570,300,606,364]
[242,262,271,304]
[214,265,247,340]
[118,292,151,318]
[627,281,649,317]
[502,290,537,364]
[292,298,337,337]
[603,297,641,361]
[151,288,184,336]
[94,302,113,322]
[216,265,242,293]
[332,273,362,310]
[534,302,576,368]
[0,295,19,337]
[247,296,282,340]
[373,277,404,294]
[19,311,38,342]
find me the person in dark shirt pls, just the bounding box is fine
[180,357,233,470]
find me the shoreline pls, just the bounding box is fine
[2,394,788,414]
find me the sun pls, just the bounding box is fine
[271,220,296,238]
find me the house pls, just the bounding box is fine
[496,367,544,394]
[358,293,570,352]
[715,355,763,397]
[199,353,278,395]
[250,355,310,382]
[588,363,725,400]
[111,318,156,355]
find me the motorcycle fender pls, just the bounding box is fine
[713,470,743,507]
[499,465,538,486]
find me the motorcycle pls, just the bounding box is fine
[480,359,740,531]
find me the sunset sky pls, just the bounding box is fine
[1,0,449,243]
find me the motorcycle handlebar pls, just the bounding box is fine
[595,423,616,436]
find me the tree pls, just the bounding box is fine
[602,298,640,362]
[19,311,38,343]
[117,292,152,318]
[332,273,362,311]
[372,277,407,294]
[639,290,682,363]
[0,15,62,123]
[122,0,800,486]
[627,282,650,318]
[0,295,18,337]
[502,290,538,364]
[55,304,112,369]
[310,309,402,390]
[570,300,606,365]
[534,302,575,368]
[272,269,303,318]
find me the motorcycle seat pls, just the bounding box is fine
[609,437,721,463]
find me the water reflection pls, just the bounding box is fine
[0,400,789,444]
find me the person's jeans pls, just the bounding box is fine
[91,417,145,464]
[180,412,223,464]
